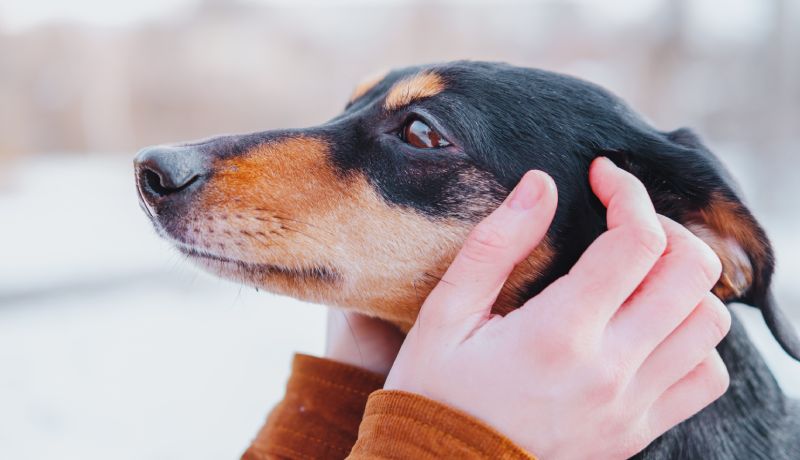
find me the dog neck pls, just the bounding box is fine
[635,312,800,458]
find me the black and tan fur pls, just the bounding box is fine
[135,61,799,458]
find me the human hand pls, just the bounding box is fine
[384,158,731,459]
[325,309,405,375]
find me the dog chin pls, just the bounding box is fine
[178,246,340,292]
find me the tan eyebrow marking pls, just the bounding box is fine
[384,71,445,111]
[349,70,389,104]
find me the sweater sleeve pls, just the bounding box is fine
[347,390,536,460]
[241,354,386,460]
[242,355,536,460]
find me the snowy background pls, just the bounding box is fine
[1,0,799,459]
[0,155,328,459]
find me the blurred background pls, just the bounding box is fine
[1,0,798,458]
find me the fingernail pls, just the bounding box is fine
[595,156,615,168]
[507,171,544,210]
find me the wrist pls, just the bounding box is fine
[325,346,394,375]
[325,310,405,375]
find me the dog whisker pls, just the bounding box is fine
[281,223,327,246]
[250,207,336,238]
[423,271,452,287]
[275,213,336,238]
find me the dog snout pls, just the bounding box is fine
[134,145,208,208]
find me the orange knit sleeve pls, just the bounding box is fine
[241,354,386,460]
[242,355,536,460]
[348,390,536,460]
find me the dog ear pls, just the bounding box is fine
[602,128,800,361]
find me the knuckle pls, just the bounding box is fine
[704,357,731,398]
[540,330,580,360]
[691,241,723,288]
[588,364,627,403]
[616,430,651,459]
[461,223,510,264]
[536,324,594,363]
[630,225,668,259]
[619,172,649,199]
[715,365,731,397]
[573,279,611,308]
[673,233,723,291]
[711,297,732,338]
[699,295,732,344]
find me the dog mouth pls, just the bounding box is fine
[141,203,341,285]
[177,246,339,283]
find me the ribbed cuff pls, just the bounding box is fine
[348,390,535,459]
[242,354,386,460]
[290,354,387,395]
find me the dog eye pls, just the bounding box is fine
[401,119,451,149]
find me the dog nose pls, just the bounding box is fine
[134,145,207,202]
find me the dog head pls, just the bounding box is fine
[134,61,799,359]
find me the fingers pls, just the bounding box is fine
[526,157,666,328]
[418,170,557,331]
[608,216,723,364]
[630,292,731,400]
[646,351,730,438]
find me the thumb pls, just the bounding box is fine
[416,170,558,335]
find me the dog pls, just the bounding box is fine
[134,61,800,458]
